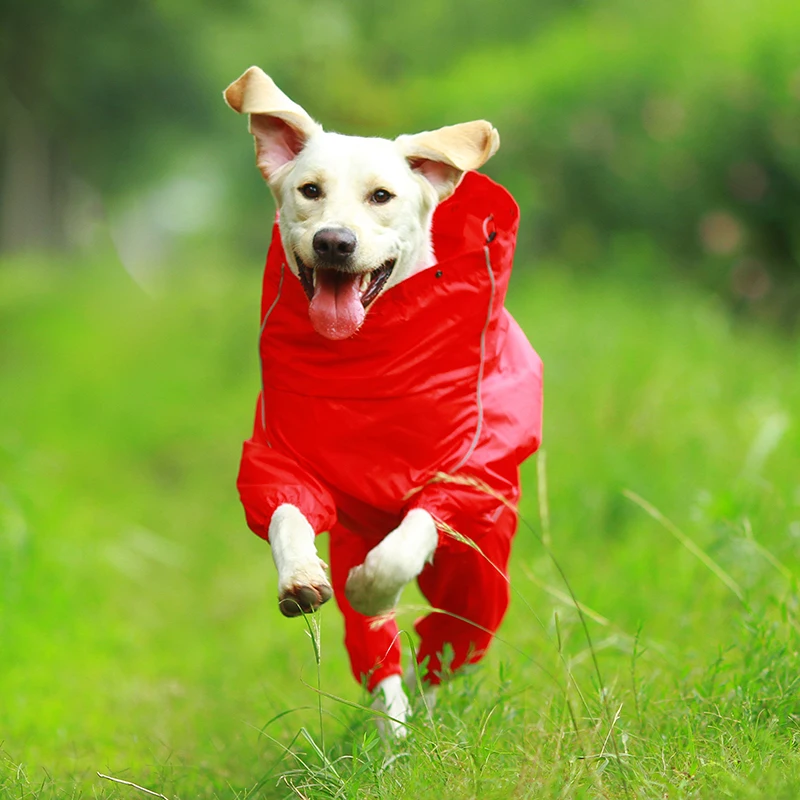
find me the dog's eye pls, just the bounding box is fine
[299,183,321,200]
[370,189,394,205]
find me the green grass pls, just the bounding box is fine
[1,252,798,798]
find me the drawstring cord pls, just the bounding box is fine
[451,215,496,472]
[259,262,285,442]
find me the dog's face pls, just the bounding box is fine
[271,133,439,324]
[225,67,499,340]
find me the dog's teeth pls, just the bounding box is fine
[360,273,371,293]
[312,270,318,288]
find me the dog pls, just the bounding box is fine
[225,67,543,736]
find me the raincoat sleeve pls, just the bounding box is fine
[237,395,338,540]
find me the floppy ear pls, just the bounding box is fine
[224,66,321,182]
[396,120,500,200]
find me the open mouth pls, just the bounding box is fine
[296,255,396,340]
[296,257,396,308]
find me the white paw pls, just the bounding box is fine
[345,550,405,617]
[269,505,332,617]
[372,674,411,739]
[345,509,438,617]
[278,559,332,617]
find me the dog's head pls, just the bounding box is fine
[225,67,499,340]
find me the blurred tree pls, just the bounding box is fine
[390,0,800,323]
[0,0,210,252]
[1,0,798,322]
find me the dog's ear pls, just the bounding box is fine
[224,67,321,182]
[397,121,500,200]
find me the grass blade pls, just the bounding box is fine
[624,489,745,603]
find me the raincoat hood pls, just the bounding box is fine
[258,170,521,398]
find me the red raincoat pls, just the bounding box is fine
[238,171,543,689]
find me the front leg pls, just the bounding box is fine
[345,508,438,617]
[269,504,332,617]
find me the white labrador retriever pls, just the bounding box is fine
[225,67,499,733]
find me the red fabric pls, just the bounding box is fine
[236,171,543,686]
[329,508,517,691]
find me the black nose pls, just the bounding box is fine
[312,227,357,265]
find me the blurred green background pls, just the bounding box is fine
[1,1,800,798]
[1,0,799,318]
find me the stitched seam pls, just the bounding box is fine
[259,262,285,440]
[451,242,494,472]
[259,364,498,401]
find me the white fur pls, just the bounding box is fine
[272,502,437,741]
[272,133,441,286]
[370,659,440,742]
[269,504,331,611]
[371,674,412,739]
[345,508,438,617]
[224,67,499,304]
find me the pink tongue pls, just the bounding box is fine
[308,270,366,340]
